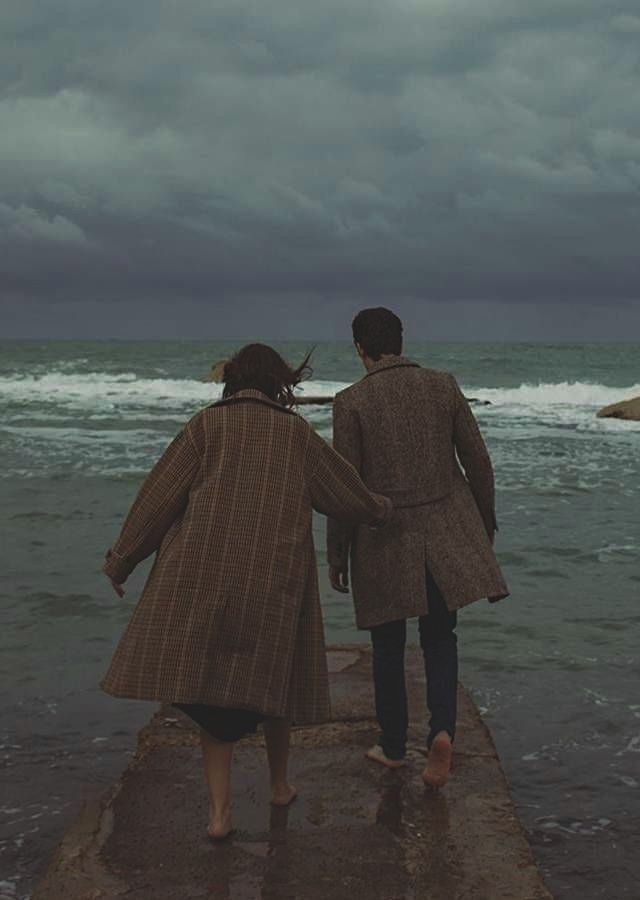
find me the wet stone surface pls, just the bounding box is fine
[33,647,551,900]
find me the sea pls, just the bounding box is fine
[1,339,639,900]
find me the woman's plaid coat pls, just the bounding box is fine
[101,389,390,723]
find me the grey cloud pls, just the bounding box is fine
[0,202,90,245]
[1,0,639,332]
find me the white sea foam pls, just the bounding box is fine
[2,425,161,441]
[617,735,640,755]
[595,543,640,562]
[295,380,351,397]
[465,380,640,409]
[1,373,639,477]
[466,380,640,433]
[618,775,639,787]
[2,371,638,413]
[0,372,352,412]
[0,371,219,410]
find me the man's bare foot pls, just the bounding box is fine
[271,783,298,807]
[365,744,406,769]
[207,805,234,841]
[422,732,452,788]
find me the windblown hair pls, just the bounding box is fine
[222,343,313,408]
[351,307,403,360]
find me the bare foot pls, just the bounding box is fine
[422,732,452,788]
[208,805,234,841]
[271,783,298,807]
[365,745,406,769]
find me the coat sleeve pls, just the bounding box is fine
[325,395,363,570]
[450,375,498,537]
[102,425,201,584]
[309,430,391,549]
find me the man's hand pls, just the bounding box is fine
[107,576,125,598]
[329,565,349,594]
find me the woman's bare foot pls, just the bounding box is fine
[271,782,298,807]
[207,804,234,840]
[365,744,406,769]
[422,732,452,788]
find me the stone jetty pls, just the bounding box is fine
[33,646,551,900]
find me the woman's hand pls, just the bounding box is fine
[107,576,125,598]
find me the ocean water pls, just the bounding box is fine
[1,339,639,899]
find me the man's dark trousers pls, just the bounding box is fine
[369,568,458,760]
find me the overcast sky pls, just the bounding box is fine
[2,0,640,339]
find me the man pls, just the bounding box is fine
[327,307,509,787]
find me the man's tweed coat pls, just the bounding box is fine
[101,389,391,723]
[327,357,509,629]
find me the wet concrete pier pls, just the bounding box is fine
[33,646,551,899]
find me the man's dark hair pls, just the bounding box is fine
[222,343,312,408]
[351,307,403,360]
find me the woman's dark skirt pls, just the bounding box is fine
[174,703,265,743]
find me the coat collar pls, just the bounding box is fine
[365,355,420,378]
[211,388,296,415]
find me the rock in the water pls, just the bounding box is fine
[202,360,228,383]
[596,396,640,421]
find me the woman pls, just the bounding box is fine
[101,343,391,840]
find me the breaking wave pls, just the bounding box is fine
[1,372,639,477]
[0,372,351,413]
[2,371,639,410]
[468,380,640,410]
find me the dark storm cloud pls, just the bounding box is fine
[1,0,640,333]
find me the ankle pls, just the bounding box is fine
[271,778,291,792]
[430,731,452,747]
[209,801,231,819]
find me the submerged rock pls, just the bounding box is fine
[596,396,640,421]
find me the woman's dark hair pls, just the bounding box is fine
[351,307,403,360]
[222,343,313,408]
